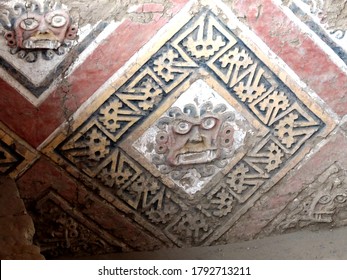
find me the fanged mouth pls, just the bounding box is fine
[176,150,217,165]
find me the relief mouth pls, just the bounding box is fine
[312,212,334,222]
[23,39,61,49]
[176,149,217,165]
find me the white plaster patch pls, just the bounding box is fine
[133,79,254,195]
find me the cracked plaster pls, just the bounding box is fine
[0,0,347,259]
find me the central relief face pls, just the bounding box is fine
[133,79,253,195]
[156,102,234,166]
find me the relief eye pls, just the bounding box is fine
[201,117,217,130]
[51,15,67,27]
[20,18,39,30]
[174,121,191,134]
[318,195,331,204]
[334,195,347,204]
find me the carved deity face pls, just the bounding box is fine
[14,9,71,49]
[310,178,347,222]
[155,103,235,166]
[2,2,78,50]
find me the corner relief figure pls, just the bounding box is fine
[300,0,346,39]
[265,164,347,234]
[0,0,78,62]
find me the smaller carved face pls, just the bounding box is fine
[155,103,235,166]
[14,10,73,49]
[310,178,347,222]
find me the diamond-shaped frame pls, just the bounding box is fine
[123,77,268,202]
[42,0,336,247]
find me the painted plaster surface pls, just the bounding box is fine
[219,0,347,117]
[0,0,188,147]
[0,0,346,259]
[41,0,334,253]
[288,0,347,55]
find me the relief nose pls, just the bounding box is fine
[188,126,203,143]
[38,29,50,35]
[37,22,49,34]
[38,30,50,35]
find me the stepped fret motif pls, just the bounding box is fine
[44,5,334,248]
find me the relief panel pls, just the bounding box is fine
[33,191,126,259]
[1,1,78,51]
[43,1,336,248]
[132,79,256,196]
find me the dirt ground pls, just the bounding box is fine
[76,226,347,259]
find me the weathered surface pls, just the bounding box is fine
[17,157,166,259]
[0,176,44,260]
[38,0,336,253]
[0,0,347,259]
[313,0,347,32]
[60,0,172,25]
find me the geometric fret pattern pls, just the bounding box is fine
[42,1,336,248]
[33,191,126,259]
[0,122,38,179]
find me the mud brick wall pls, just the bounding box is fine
[0,0,347,259]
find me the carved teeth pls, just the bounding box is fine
[312,212,333,222]
[23,39,61,49]
[176,150,217,165]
